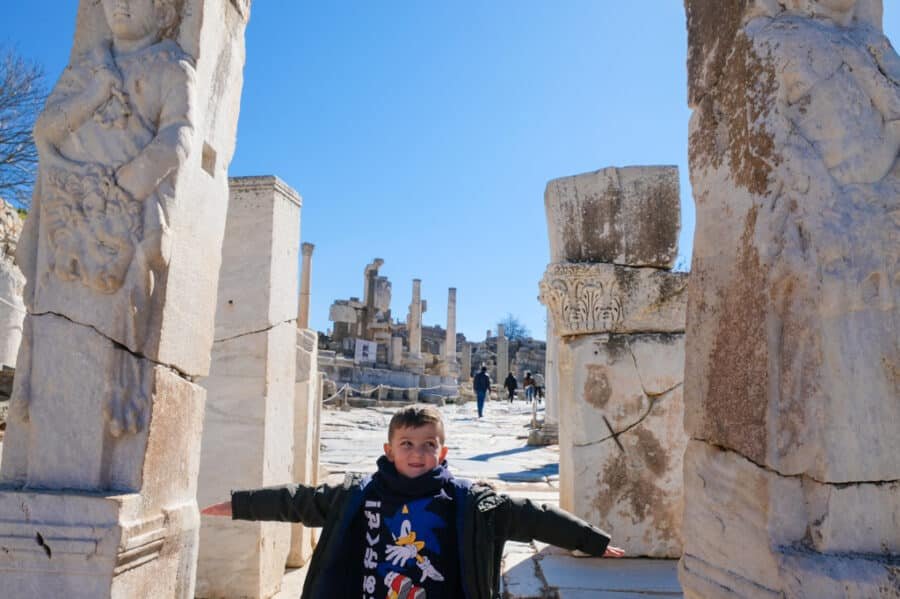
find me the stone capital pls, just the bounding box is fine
[301,242,315,257]
[539,262,687,337]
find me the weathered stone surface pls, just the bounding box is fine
[544,166,680,268]
[558,333,685,557]
[683,0,900,484]
[197,176,299,598]
[288,328,322,568]
[0,365,206,597]
[213,177,301,339]
[0,200,25,368]
[17,0,249,377]
[681,441,900,598]
[540,263,687,337]
[0,1,250,596]
[682,1,899,593]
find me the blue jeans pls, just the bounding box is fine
[476,389,487,417]
[525,386,535,401]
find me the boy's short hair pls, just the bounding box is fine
[388,404,445,443]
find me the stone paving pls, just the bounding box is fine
[283,398,683,598]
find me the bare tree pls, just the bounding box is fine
[0,47,46,208]
[498,313,530,341]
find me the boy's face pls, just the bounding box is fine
[102,0,160,42]
[384,423,448,479]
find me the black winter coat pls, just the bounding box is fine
[231,474,611,598]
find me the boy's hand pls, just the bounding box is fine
[201,500,232,517]
[603,546,625,558]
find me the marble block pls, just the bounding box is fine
[545,166,680,268]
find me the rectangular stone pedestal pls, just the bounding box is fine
[196,177,301,598]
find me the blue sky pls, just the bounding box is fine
[4,3,898,342]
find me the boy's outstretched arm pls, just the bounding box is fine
[498,496,623,558]
[201,482,343,527]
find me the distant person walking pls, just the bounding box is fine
[504,372,518,402]
[473,366,492,418]
[523,371,536,402]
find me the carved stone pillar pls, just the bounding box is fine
[0,1,250,597]
[297,242,314,330]
[539,165,688,558]
[681,1,900,595]
[196,177,300,597]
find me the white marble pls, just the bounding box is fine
[682,1,900,594]
[197,176,300,598]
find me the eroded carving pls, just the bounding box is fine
[33,0,194,299]
[17,0,196,436]
[539,263,624,337]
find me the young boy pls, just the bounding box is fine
[203,405,623,598]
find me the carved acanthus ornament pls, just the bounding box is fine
[539,263,624,337]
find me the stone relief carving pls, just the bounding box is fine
[15,0,197,436]
[539,263,624,337]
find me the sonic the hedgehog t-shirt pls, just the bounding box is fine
[355,456,462,599]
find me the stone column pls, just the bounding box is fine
[441,287,458,376]
[459,342,472,382]
[297,242,314,330]
[528,315,559,446]
[362,258,383,340]
[0,2,250,597]
[680,3,900,596]
[390,336,404,369]
[404,278,426,373]
[496,324,509,387]
[196,177,300,598]
[287,327,320,568]
[539,166,688,558]
[544,316,559,428]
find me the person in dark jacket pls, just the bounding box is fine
[503,372,518,402]
[203,405,623,598]
[472,365,492,418]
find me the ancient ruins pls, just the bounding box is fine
[0,0,896,597]
[680,0,900,596]
[540,166,689,558]
[0,0,250,596]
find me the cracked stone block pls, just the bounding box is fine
[558,332,686,557]
[681,1,900,595]
[197,177,300,598]
[544,166,680,268]
[681,441,900,598]
[213,177,302,341]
